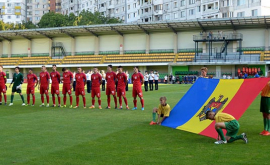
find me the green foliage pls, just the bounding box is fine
[0,20,36,30]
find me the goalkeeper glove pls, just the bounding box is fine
[16,84,22,90]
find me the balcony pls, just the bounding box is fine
[15,12,21,15]
[108,4,114,9]
[202,8,219,14]
[153,0,163,5]
[15,6,21,9]
[154,10,163,15]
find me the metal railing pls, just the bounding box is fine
[149,49,174,53]
[75,51,95,55]
[193,33,243,40]
[124,50,146,54]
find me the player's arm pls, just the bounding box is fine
[9,75,14,88]
[84,75,87,86]
[99,75,102,85]
[141,74,144,85]
[47,73,50,90]
[70,73,74,87]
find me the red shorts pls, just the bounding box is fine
[26,86,35,95]
[40,86,48,95]
[62,84,72,95]
[117,88,126,97]
[106,86,116,95]
[75,87,85,96]
[51,85,60,95]
[0,84,6,93]
[92,87,101,98]
[132,87,143,98]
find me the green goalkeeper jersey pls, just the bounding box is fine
[12,72,24,86]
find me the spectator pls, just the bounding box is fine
[149,70,154,91]
[172,75,175,84]
[227,75,231,79]
[254,72,260,78]
[169,74,172,84]
[144,71,149,92]
[223,74,227,79]
[164,75,168,84]
[86,70,92,93]
[101,70,106,91]
[244,72,248,79]
[154,71,159,90]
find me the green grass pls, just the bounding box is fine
[0,84,269,165]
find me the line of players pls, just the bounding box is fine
[0,65,145,110]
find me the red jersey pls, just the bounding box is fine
[106,71,116,87]
[91,73,102,88]
[62,71,73,84]
[116,73,127,89]
[50,71,61,86]
[27,73,38,87]
[0,72,6,85]
[40,71,50,86]
[75,72,86,88]
[132,72,143,88]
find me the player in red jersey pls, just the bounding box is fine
[105,65,117,109]
[131,66,144,110]
[61,67,73,108]
[26,68,38,106]
[0,65,7,105]
[38,66,50,107]
[50,65,61,107]
[116,66,129,109]
[89,67,102,109]
[74,67,87,108]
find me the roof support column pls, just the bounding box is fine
[0,42,3,57]
[202,42,206,53]
[119,35,124,55]
[146,34,150,54]
[265,29,269,51]
[71,38,75,56]
[94,36,99,55]
[49,39,52,57]
[174,33,178,54]
[8,41,11,58]
[28,40,32,57]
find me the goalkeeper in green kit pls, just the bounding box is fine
[9,67,25,106]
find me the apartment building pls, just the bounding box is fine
[0,0,26,24]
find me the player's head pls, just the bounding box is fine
[201,67,208,77]
[62,67,67,72]
[15,66,20,73]
[133,66,139,73]
[205,111,215,120]
[125,70,128,74]
[160,96,167,105]
[0,65,3,72]
[52,64,57,71]
[93,67,98,73]
[107,65,112,72]
[41,65,46,72]
[150,70,153,73]
[118,66,123,73]
[29,68,33,74]
[77,67,82,73]
[145,71,148,74]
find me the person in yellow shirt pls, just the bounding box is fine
[260,71,270,135]
[206,111,248,144]
[150,96,171,125]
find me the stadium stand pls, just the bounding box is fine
[61,55,103,64]
[103,53,176,63]
[176,53,195,62]
[47,58,64,65]
[19,56,50,65]
[0,57,21,66]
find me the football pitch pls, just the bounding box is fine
[0,84,269,165]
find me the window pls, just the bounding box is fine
[165,14,170,19]
[134,3,136,8]
[35,0,39,2]
[70,7,73,10]
[90,1,92,5]
[181,0,185,6]
[227,0,229,6]
[252,9,258,16]
[134,12,136,17]
[86,2,88,6]
[237,11,245,17]
[7,9,11,13]
[189,0,195,5]
[174,12,178,19]
[15,9,20,12]
[237,0,245,6]
[197,6,200,12]
[16,15,20,18]
[36,17,40,21]
[229,12,233,17]
[35,4,39,8]
[115,8,118,13]
[222,12,227,18]
[165,4,169,10]
[71,0,73,3]
[128,14,130,18]
[15,3,20,6]
[181,11,185,17]
[8,16,11,19]
[128,5,130,10]
[122,7,125,11]
[189,9,194,15]
[35,11,40,15]
[174,2,177,8]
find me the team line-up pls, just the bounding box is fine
[0,65,146,110]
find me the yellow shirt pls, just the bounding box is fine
[157,104,171,117]
[214,112,235,123]
[261,82,270,97]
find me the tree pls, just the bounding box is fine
[38,12,67,28]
